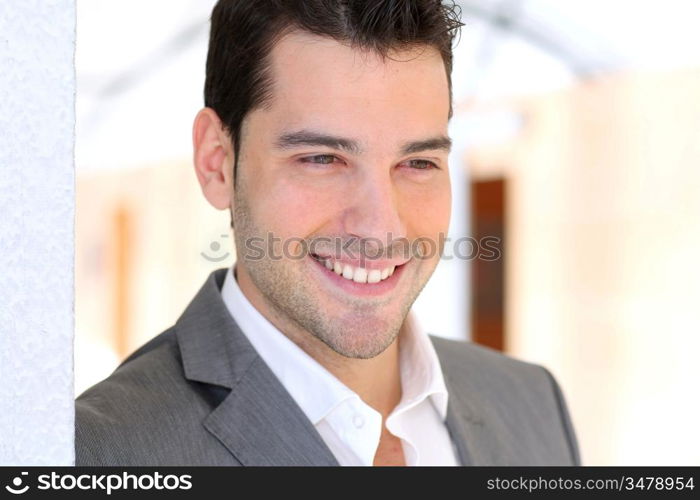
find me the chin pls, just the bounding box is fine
[313,317,401,360]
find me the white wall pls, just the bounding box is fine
[0,1,75,465]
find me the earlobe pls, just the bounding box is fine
[192,107,234,210]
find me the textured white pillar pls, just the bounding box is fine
[0,1,75,465]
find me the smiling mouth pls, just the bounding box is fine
[309,253,407,284]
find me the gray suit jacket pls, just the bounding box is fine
[75,268,581,466]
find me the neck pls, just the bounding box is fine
[294,326,404,418]
[236,266,403,418]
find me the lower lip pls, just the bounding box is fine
[309,256,406,297]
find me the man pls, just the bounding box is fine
[76,0,581,466]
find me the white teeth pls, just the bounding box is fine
[342,265,354,280]
[353,267,368,283]
[319,258,398,284]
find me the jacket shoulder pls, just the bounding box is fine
[75,327,227,465]
[431,335,548,384]
[430,336,581,465]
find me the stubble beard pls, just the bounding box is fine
[232,187,435,359]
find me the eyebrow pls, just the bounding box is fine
[274,130,362,155]
[400,136,452,155]
[273,130,452,156]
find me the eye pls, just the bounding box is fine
[299,154,341,165]
[399,159,439,170]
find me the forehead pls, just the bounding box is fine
[254,31,450,142]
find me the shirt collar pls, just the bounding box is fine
[220,264,449,424]
[396,312,450,419]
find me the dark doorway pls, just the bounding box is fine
[471,178,506,352]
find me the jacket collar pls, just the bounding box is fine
[175,268,252,389]
[175,268,338,465]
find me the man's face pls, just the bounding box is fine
[233,31,451,359]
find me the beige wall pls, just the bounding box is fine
[468,68,700,465]
[75,162,233,394]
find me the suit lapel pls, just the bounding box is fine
[434,337,514,466]
[203,357,339,466]
[442,373,491,466]
[175,268,339,466]
[444,398,475,466]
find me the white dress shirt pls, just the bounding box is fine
[220,265,459,466]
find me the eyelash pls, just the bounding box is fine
[298,155,439,170]
[401,159,439,170]
[299,154,342,165]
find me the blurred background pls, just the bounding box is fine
[75,0,700,465]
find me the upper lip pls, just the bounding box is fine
[311,253,409,271]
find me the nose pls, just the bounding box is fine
[342,166,408,253]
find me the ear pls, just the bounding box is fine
[192,107,234,210]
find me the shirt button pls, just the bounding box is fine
[352,414,365,429]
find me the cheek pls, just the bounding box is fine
[402,180,451,236]
[249,173,340,239]
[419,206,450,260]
[237,134,331,237]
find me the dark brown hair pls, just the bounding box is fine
[205,0,463,183]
